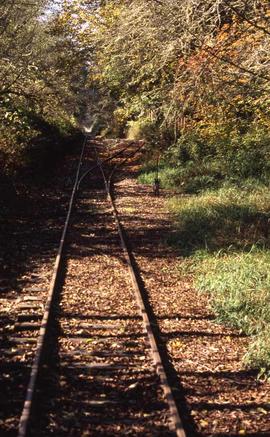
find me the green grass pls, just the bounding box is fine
[168,185,270,255]
[137,159,224,193]
[194,250,270,332]
[137,165,182,189]
[193,250,270,374]
[138,155,270,194]
[167,183,270,374]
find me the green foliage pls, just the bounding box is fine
[224,129,270,179]
[194,250,270,332]
[127,118,158,142]
[0,98,77,173]
[0,1,82,175]
[245,327,270,375]
[138,165,181,189]
[165,123,270,187]
[70,0,270,186]
[138,158,223,193]
[184,174,220,193]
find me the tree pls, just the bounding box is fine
[0,0,85,173]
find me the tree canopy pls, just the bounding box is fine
[0,0,83,173]
[1,0,270,180]
[56,0,270,179]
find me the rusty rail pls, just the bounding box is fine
[17,137,87,437]
[95,142,186,437]
[17,137,186,437]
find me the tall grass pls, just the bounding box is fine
[194,250,270,373]
[137,162,222,193]
[193,250,270,332]
[138,156,270,194]
[167,184,270,374]
[168,186,270,255]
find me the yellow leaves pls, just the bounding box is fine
[169,338,185,350]
[238,430,246,435]
[238,78,249,85]
[56,2,98,42]
[114,107,129,124]
[199,419,209,428]
[100,3,122,23]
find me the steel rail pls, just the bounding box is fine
[107,142,145,188]
[95,144,186,437]
[17,137,87,437]
[77,140,137,190]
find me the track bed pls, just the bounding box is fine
[2,138,269,437]
[30,148,174,435]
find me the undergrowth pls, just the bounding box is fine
[138,165,182,190]
[193,250,270,372]
[138,157,269,194]
[137,160,222,193]
[168,185,270,255]
[167,183,270,375]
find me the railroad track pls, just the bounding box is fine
[0,153,81,436]
[2,137,186,436]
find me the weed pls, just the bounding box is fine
[137,161,222,193]
[244,327,270,376]
[193,250,270,374]
[194,250,270,331]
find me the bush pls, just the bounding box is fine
[0,102,77,176]
[156,122,270,192]
[184,174,221,193]
[224,130,270,179]
[127,118,158,142]
[138,158,224,193]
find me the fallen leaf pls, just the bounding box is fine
[200,419,208,428]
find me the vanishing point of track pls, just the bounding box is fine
[16,137,186,436]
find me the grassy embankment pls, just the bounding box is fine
[138,167,270,375]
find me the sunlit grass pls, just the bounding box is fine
[167,184,270,374]
[138,166,181,189]
[193,250,270,374]
[167,186,270,255]
[194,250,270,332]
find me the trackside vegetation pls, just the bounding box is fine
[166,184,270,375]
[194,250,270,373]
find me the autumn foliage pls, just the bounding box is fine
[55,0,270,183]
